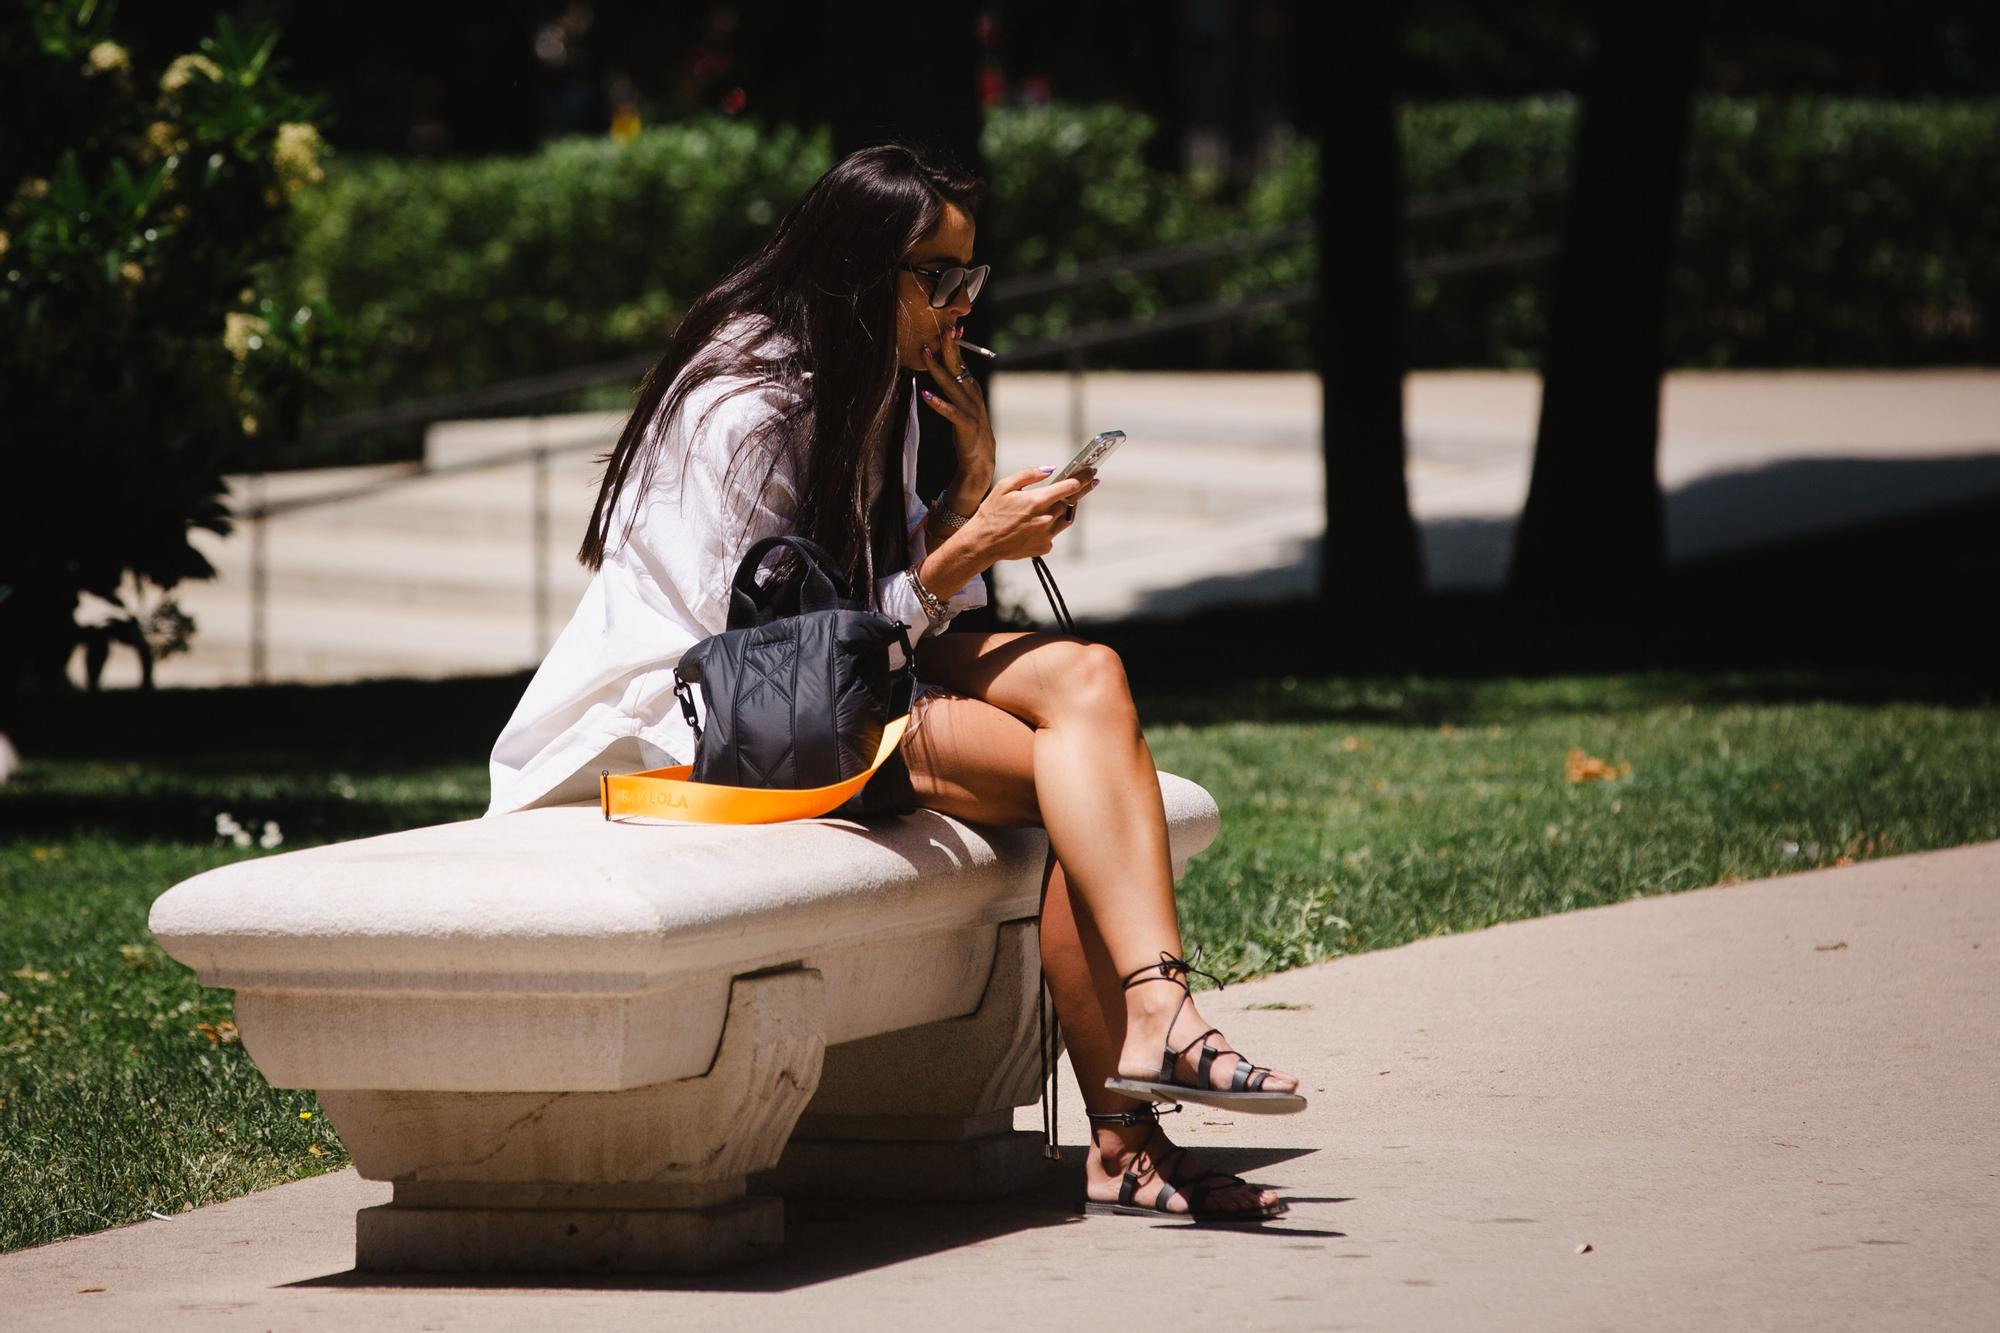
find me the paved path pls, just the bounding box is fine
[6,842,1994,1329]
[76,370,2000,687]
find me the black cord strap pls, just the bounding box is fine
[1029,556,1075,1162]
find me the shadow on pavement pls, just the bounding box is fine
[279,1146,1333,1294]
[1114,485,2000,707]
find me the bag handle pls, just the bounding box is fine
[599,715,909,825]
[729,534,854,627]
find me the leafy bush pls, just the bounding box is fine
[1247,97,2000,369]
[282,96,1999,449]
[284,120,830,421]
[0,7,342,697]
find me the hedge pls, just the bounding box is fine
[283,98,2000,454]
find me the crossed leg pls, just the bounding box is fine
[903,630,1297,1216]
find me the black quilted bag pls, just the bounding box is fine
[672,535,917,818]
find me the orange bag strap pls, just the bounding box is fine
[598,715,911,825]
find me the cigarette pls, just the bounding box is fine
[956,338,997,360]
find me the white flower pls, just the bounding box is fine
[1781,841,1800,857]
[160,53,222,93]
[272,123,325,192]
[214,812,240,837]
[144,121,187,159]
[231,829,252,848]
[258,821,283,849]
[86,42,130,75]
[222,312,267,361]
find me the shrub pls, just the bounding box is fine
[1246,97,2000,369]
[0,7,343,698]
[284,120,830,420]
[281,97,1999,447]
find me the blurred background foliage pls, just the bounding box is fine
[277,96,2000,468]
[0,2,347,691]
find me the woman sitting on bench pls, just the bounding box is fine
[488,144,1303,1223]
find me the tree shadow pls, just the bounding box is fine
[1107,468,2000,722]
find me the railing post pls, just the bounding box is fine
[531,417,550,661]
[249,470,268,686]
[1066,349,1087,559]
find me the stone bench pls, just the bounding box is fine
[149,774,1221,1274]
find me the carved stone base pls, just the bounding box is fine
[762,919,1060,1202]
[327,969,823,1274]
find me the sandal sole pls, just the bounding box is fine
[1104,1076,1308,1114]
[1083,1200,1286,1224]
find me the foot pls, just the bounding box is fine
[1086,1117,1283,1219]
[1116,984,1301,1097]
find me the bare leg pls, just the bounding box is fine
[1038,851,1282,1213]
[903,635,1294,1213]
[912,631,1298,1098]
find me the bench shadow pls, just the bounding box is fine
[279,1147,1336,1293]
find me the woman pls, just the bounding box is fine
[488,145,1302,1221]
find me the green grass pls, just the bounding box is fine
[4,668,1997,1252]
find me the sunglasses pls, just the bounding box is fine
[900,262,991,309]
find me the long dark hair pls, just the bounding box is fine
[577,144,984,584]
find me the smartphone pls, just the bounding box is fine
[1031,430,1126,487]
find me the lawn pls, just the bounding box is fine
[3,667,1997,1252]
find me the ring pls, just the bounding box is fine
[1063,502,1076,523]
[952,371,968,384]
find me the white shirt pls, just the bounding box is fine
[485,325,986,816]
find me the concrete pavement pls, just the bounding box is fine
[5,840,1994,1329]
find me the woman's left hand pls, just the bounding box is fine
[918,332,995,488]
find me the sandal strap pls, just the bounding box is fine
[1229,1061,1271,1093]
[1087,1105,1162,1128]
[1192,1033,1226,1086]
[1117,948,1224,994]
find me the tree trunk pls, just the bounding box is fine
[1307,0,1424,601]
[1510,4,1705,595]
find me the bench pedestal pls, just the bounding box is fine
[762,917,1061,1202]
[323,969,823,1275]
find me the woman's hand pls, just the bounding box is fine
[917,331,995,489]
[915,465,1095,603]
[963,467,1096,563]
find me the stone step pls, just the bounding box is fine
[85,581,560,690]
[190,525,593,616]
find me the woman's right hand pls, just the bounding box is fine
[965,466,1096,562]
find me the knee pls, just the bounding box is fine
[1057,642,1137,725]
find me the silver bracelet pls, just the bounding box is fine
[930,495,973,533]
[903,565,953,634]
